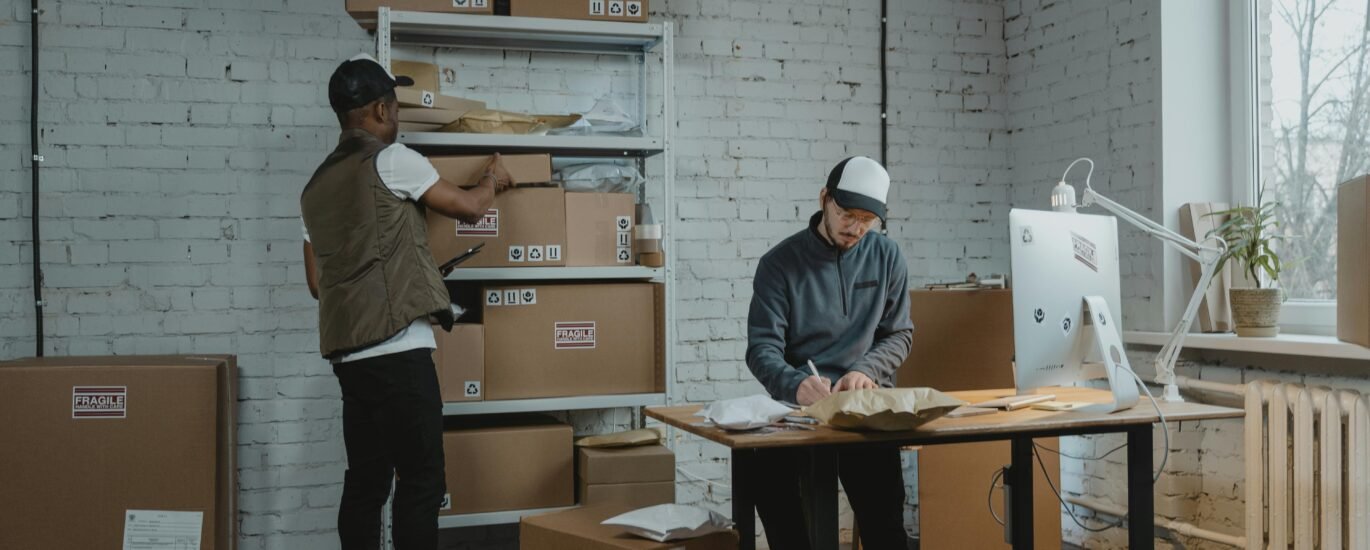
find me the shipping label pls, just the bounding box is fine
[73,386,127,419]
[122,510,202,550]
[455,209,498,237]
[554,321,597,350]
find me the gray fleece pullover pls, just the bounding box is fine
[746,212,914,403]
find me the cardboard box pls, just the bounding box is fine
[433,323,484,402]
[399,107,468,125]
[521,506,739,550]
[395,87,486,114]
[392,60,440,93]
[0,355,238,550]
[424,155,562,268]
[579,481,674,508]
[1340,175,1370,347]
[896,289,1014,391]
[577,445,674,485]
[400,121,443,132]
[346,0,493,22]
[481,282,663,400]
[511,0,649,22]
[919,440,1062,550]
[442,416,573,515]
[566,192,635,267]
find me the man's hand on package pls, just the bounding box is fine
[796,375,832,406]
[833,371,877,392]
[486,153,515,192]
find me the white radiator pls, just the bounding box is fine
[1243,380,1370,549]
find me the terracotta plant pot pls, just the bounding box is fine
[1229,288,1282,337]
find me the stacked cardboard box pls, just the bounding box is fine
[441,416,573,515]
[511,0,649,22]
[0,355,237,550]
[521,505,738,550]
[577,445,675,508]
[425,154,563,268]
[346,0,493,25]
[433,323,484,402]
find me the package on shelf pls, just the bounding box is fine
[424,154,564,268]
[1340,175,1370,348]
[441,415,573,515]
[478,281,663,400]
[399,107,468,126]
[391,60,441,93]
[566,192,635,267]
[0,355,238,550]
[521,505,739,550]
[443,110,582,135]
[433,323,484,402]
[396,87,486,114]
[346,0,493,23]
[511,0,649,22]
[400,121,443,132]
[577,444,675,507]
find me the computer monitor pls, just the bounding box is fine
[1008,208,1138,413]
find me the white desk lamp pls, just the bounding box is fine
[1049,158,1227,402]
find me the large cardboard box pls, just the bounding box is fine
[1340,175,1370,347]
[0,355,237,550]
[425,155,563,269]
[577,445,674,485]
[566,192,636,267]
[391,60,440,94]
[919,440,1062,550]
[897,289,1015,391]
[521,506,739,550]
[579,481,674,508]
[346,0,493,23]
[433,323,484,402]
[395,87,486,113]
[442,416,573,515]
[511,0,649,22]
[481,282,663,400]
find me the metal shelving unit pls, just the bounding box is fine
[374,8,675,533]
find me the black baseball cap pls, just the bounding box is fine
[328,53,414,114]
[825,156,890,221]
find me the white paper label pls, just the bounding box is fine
[608,0,624,16]
[615,216,632,232]
[455,209,498,237]
[453,0,469,6]
[419,90,435,108]
[471,0,488,7]
[626,0,642,16]
[122,510,202,550]
[546,244,562,261]
[526,245,545,262]
[463,381,481,397]
[520,288,537,305]
[485,290,502,306]
[507,245,525,262]
[73,386,127,419]
[616,231,631,248]
[554,321,597,350]
[616,247,632,264]
[504,289,521,305]
[440,493,452,511]
[589,0,606,15]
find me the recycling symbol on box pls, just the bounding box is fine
[528,247,542,261]
[609,1,623,15]
[618,249,631,262]
[464,381,481,397]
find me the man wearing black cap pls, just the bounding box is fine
[300,53,512,549]
[745,156,914,549]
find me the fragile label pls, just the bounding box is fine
[122,510,202,550]
[1071,231,1098,272]
[464,381,482,397]
[554,321,597,350]
[508,245,525,262]
[546,244,562,261]
[527,245,545,262]
[455,209,498,237]
[73,386,127,419]
[589,0,606,16]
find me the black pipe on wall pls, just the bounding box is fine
[30,0,43,356]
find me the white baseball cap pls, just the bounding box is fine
[825,156,890,221]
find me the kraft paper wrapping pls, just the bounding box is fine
[803,388,966,431]
[575,428,663,448]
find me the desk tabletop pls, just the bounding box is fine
[644,387,1244,449]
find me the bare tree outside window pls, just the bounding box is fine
[1261,0,1370,300]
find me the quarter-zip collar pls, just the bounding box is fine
[805,211,851,316]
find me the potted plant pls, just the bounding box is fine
[1206,188,1287,337]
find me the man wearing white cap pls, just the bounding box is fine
[745,156,914,549]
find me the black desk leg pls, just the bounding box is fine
[1007,437,1035,549]
[1128,425,1155,549]
[732,449,756,550]
[803,446,840,550]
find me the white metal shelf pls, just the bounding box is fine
[444,266,662,281]
[443,393,665,416]
[382,11,664,54]
[398,132,663,157]
[1124,331,1370,361]
[438,505,579,529]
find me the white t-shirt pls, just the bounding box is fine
[303,142,443,364]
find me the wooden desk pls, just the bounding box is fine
[645,387,1243,550]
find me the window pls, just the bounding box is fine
[1250,0,1365,331]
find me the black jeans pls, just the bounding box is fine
[333,348,446,550]
[752,446,907,550]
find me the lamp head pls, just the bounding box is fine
[1051,180,1078,212]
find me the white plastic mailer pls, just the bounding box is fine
[701,394,793,431]
[602,504,733,542]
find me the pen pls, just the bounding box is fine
[806,359,819,378]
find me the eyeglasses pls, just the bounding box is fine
[829,200,878,225]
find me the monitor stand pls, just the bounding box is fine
[1074,295,1138,414]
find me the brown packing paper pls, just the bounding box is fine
[395,87,486,114]
[802,387,965,431]
[400,121,443,132]
[444,110,582,135]
[576,428,663,448]
[399,107,467,125]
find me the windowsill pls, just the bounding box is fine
[1123,331,1370,361]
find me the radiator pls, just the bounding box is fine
[1243,380,1370,549]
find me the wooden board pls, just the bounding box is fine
[645,387,1243,450]
[1179,202,1234,332]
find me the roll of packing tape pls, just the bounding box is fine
[635,238,662,254]
[634,224,662,240]
[639,251,665,267]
